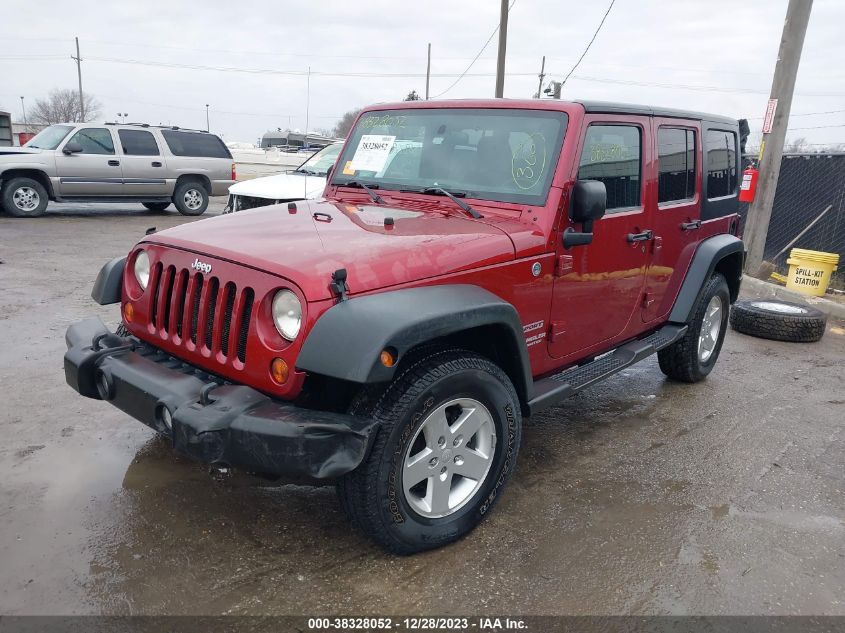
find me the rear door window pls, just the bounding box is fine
[161,130,231,158]
[706,130,738,199]
[119,129,160,156]
[577,124,642,212]
[658,127,696,204]
[66,128,115,155]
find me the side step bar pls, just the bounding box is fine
[526,324,688,415]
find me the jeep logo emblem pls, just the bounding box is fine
[191,258,212,274]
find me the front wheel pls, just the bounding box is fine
[2,177,48,217]
[658,272,730,383]
[172,181,209,216]
[338,350,522,554]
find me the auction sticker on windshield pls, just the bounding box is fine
[350,135,396,173]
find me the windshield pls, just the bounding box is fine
[295,143,342,176]
[25,125,74,150]
[331,108,568,205]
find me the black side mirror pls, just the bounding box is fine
[563,180,607,249]
[325,163,335,181]
[62,141,83,155]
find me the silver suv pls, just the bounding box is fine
[0,122,235,217]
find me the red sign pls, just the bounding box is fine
[762,99,778,134]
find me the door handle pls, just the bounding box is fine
[680,220,702,231]
[151,161,162,167]
[108,160,120,167]
[626,229,653,243]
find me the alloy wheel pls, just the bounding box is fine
[402,397,496,519]
[13,186,40,212]
[698,295,724,362]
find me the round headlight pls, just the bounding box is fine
[134,250,150,290]
[272,290,302,341]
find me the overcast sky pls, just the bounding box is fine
[1,0,843,147]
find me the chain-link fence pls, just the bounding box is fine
[739,153,845,288]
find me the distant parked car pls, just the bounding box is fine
[0,122,235,217]
[226,140,424,212]
[226,143,342,212]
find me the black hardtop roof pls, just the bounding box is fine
[576,100,738,125]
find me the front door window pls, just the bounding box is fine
[66,128,115,154]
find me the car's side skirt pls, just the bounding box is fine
[526,323,687,416]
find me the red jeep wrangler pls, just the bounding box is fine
[65,100,745,553]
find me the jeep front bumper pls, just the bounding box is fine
[63,317,378,479]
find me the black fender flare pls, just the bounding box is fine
[296,284,533,401]
[669,234,745,324]
[91,256,126,305]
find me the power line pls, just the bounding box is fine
[8,48,844,99]
[432,0,516,99]
[559,0,616,90]
[0,35,502,62]
[86,55,538,78]
[0,54,66,60]
[787,123,845,130]
[568,73,845,97]
[82,38,494,63]
[748,108,845,119]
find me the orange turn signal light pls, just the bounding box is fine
[270,358,289,384]
[123,302,134,323]
[380,348,397,368]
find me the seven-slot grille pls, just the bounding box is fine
[149,262,254,363]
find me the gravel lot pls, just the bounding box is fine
[1,200,843,616]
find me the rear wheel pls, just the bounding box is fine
[2,177,48,217]
[338,349,522,554]
[173,181,209,216]
[142,201,171,212]
[658,273,730,383]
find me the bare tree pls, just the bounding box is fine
[784,136,808,153]
[29,89,102,125]
[332,109,362,138]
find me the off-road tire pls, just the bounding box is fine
[172,181,209,216]
[729,300,827,343]
[337,349,522,554]
[2,177,49,217]
[142,202,171,212]
[658,273,730,383]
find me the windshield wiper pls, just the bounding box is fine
[416,187,483,219]
[343,180,385,204]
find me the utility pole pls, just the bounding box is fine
[205,104,210,131]
[305,67,311,146]
[20,96,27,132]
[744,0,813,277]
[494,0,509,97]
[535,56,545,98]
[425,43,431,100]
[72,37,85,121]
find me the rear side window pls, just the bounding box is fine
[706,130,738,199]
[577,124,641,211]
[658,127,696,203]
[67,128,114,155]
[161,130,231,158]
[119,129,160,156]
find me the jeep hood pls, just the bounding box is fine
[144,199,521,301]
[228,172,326,200]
